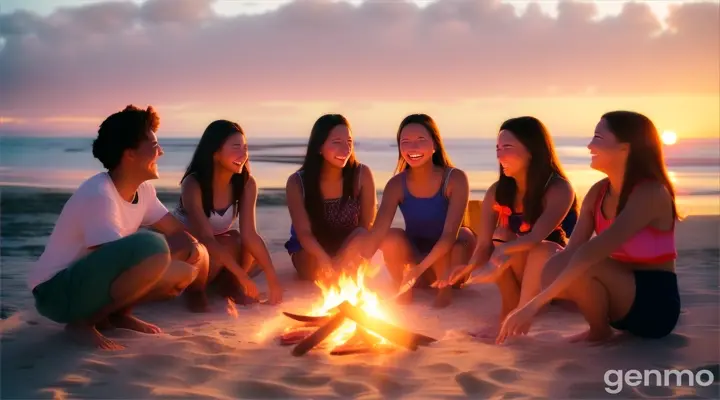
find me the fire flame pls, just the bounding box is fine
[307,262,391,347]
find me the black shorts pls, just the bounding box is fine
[610,270,681,339]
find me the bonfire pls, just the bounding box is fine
[276,262,437,356]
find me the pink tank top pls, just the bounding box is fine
[594,180,676,264]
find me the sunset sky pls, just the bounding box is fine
[1,0,718,138]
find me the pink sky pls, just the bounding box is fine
[0,0,718,138]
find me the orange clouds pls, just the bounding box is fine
[0,0,717,135]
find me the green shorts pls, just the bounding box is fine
[32,230,170,324]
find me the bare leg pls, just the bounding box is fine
[67,252,171,350]
[379,228,415,304]
[182,243,211,313]
[517,241,563,307]
[432,227,476,308]
[542,254,636,343]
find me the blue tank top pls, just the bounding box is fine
[399,168,453,242]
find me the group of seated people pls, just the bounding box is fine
[27,105,681,350]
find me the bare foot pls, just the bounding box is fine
[185,290,210,312]
[66,323,125,350]
[432,287,452,309]
[109,314,162,334]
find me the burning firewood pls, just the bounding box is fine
[330,343,396,356]
[282,312,331,325]
[336,302,437,350]
[291,303,349,357]
[278,327,315,346]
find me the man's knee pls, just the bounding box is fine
[162,261,198,295]
[131,230,171,259]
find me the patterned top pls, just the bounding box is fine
[284,167,363,256]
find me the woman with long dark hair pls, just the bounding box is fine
[443,116,578,337]
[174,120,282,305]
[366,114,475,308]
[284,114,377,281]
[496,111,680,344]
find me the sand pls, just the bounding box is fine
[1,216,718,399]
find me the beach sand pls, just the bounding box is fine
[1,214,718,399]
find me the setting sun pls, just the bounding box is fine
[661,130,678,145]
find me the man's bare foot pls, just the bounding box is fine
[185,290,210,312]
[66,323,125,350]
[109,314,161,334]
[432,287,452,308]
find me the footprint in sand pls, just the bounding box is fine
[218,330,236,337]
[566,381,621,399]
[167,330,187,337]
[331,381,373,398]
[370,374,411,398]
[184,365,227,385]
[488,368,521,384]
[234,380,296,399]
[26,320,39,326]
[184,335,236,354]
[280,372,332,388]
[79,359,119,375]
[454,372,499,397]
[203,354,234,368]
[135,353,185,370]
[554,360,586,376]
[421,363,459,374]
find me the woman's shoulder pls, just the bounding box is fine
[180,173,200,192]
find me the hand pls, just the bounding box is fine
[398,264,420,293]
[238,276,260,300]
[267,279,283,305]
[432,263,473,288]
[316,253,338,282]
[496,299,542,344]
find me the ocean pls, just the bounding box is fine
[0,135,718,318]
[1,135,718,212]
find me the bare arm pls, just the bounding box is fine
[285,173,331,263]
[415,169,469,271]
[535,181,671,305]
[364,175,403,255]
[239,176,278,282]
[499,179,575,255]
[468,182,500,268]
[358,164,378,230]
[179,176,248,280]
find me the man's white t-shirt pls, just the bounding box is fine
[27,172,169,290]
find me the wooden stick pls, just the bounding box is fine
[337,302,437,350]
[278,327,315,346]
[330,343,396,356]
[291,303,348,357]
[282,312,330,324]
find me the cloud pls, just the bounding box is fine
[0,0,718,122]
